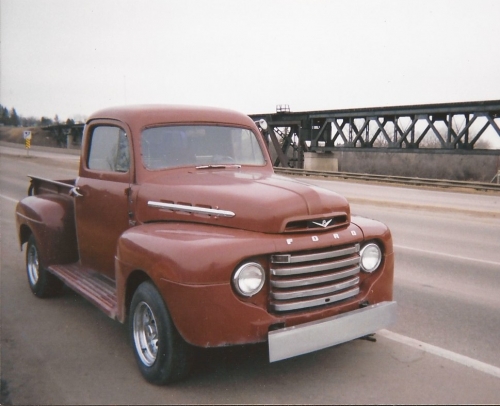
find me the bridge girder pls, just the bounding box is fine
[250,100,500,168]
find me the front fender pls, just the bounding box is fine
[116,222,282,285]
[351,215,393,254]
[115,221,373,347]
[115,222,282,340]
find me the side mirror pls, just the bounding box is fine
[255,119,268,131]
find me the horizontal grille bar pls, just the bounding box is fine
[270,265,360,289]
[271,256,360,276]
[271,276,359,300]
[271,243,359,264]
[270,287,360,312]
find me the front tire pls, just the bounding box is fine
[129,281,194,384]
[26,235,64,298]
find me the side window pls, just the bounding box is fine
[88,126,130,172]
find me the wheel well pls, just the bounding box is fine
[125,270,151,318]
[19,225,32,248]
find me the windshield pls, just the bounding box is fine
[141,125,266,170]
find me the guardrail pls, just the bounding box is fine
[274,167,500,192]
[492,170,500,184]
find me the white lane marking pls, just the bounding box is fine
[394,244,500,267]
[379,329,500,379]
[0,194,19,203]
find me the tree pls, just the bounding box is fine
[40,117,53,126]
[21,116,39,127]
[10,108,20,126]
[0,106,10,125]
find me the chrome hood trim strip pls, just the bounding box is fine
[148,201,235,218]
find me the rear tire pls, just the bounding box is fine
[129,281,194,384]
[26,235,64,298]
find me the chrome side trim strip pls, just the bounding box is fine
[271,244,360,264]
[270,287,359,312]
[268,301,397,362]
[271,256,360,276]
[271,276,359,300]
[270,265,360,288]
[148,201,235,218]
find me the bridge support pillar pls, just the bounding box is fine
[304,152,338,172]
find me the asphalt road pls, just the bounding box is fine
[1,145,500,404]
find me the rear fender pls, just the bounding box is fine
[15,195,78,267]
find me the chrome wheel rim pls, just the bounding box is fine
[133,301,159,367]
[27,243,39,286]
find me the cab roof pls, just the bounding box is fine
[87,105,257,130]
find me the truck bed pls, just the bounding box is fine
[28,175,76,196]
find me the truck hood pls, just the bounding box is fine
[135,169,350,234]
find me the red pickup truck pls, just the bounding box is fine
[15,105,396,384]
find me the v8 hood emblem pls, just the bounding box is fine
[310,219,333,228]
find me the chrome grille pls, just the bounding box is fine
[269,244,361,312]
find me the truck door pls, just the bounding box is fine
[74,123,133,279]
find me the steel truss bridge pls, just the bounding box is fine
[250,100,500,168]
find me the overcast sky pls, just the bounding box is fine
[1,0,499,122]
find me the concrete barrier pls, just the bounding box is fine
[304,150,500,182]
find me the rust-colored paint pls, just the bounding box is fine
[75,177,131,278]
[16,194,78,266]
[114,221,393,345]
[85,105,273,184]
[156,253,394,347]
[15,105,395,349]
[134,171,351,233]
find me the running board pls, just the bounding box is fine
[48,263,117,319]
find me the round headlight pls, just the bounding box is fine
[360,243,382,273]
[233,262,265,297]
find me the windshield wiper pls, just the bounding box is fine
[195,164,241,170]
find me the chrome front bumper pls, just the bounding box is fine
[268,301,397,362]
